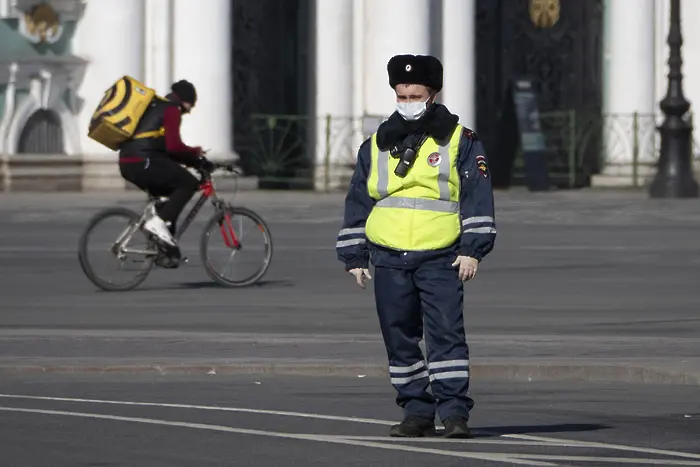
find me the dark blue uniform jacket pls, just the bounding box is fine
[336,127,497,270]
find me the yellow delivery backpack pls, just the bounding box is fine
[87,76,158,151]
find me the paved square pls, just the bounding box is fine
[0,188,699,464]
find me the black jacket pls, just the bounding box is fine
[118,97,176,155]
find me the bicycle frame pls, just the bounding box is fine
[175,178,242,249]
[113,168,242,257]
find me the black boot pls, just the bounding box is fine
[389,416,435,437]
[442,416,471,438]
[155,242,182,269]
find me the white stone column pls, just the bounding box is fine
[595,0,656,186]
[363,0,431,119]
[145,0,173,95]
[73,0,145,189]
[351,0,366,157]
[172,0,232,161]
[0,63,18,154]
[73,0,145,156]
[314,0,354,190]
[441,0,476,129]
[678,0,700,121]
[681,0,700,165]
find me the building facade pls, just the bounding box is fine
[0,0,699,190]
[0,0,87,156]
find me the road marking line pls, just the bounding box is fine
[503,434,700,461]
[0,393,396,426]
[508,454,700,466]
[2,394,699,462]
[333,436,579,447]
[0,407,554,467]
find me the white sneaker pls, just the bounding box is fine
[143,216,176,246]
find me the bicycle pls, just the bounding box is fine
[77,162,273,291]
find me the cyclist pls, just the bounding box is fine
[117,79,215,248]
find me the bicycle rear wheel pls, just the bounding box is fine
[78,207,158,291]
[199,206,273,287]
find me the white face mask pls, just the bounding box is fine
[396,98,430,121]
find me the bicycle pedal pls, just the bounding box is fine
[155,256,181,269]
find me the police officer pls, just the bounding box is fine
[336,54,496,438]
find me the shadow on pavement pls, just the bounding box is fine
[169,279,295,290]
[469,423,610,438]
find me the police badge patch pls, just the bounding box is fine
[476,155,488,178]
[427,152,441,167]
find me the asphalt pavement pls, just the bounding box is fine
[0,374,699,467]
[1,187,700,465]
[0,188,698,382]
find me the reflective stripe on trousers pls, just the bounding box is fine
[389,361,429,385]
[428,359,469,382]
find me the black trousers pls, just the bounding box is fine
[119,156,200,232]
[373,251,473,423]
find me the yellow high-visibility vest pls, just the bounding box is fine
[365,124,463,251]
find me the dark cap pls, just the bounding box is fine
[171,79,197,105]
[387,54,443,92]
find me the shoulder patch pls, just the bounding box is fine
[462,128,478,140]
[476,154,489,178]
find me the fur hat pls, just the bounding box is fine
[387,54,443,92]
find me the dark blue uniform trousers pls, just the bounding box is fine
[373,252,474,422]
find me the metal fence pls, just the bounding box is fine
[521,111,700,188]
[236,112,700,190]
[237,113,367,189]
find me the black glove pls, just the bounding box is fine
[196,156,216,173]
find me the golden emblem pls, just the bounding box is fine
[529,0,560,28]
[20,3,63,44]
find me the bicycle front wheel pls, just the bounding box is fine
[199,206,273,287]
[78,207,157,291]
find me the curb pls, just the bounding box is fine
[1,362,698,386]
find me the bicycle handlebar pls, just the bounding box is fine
[214,162,243,174]
[198,161,244,178]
